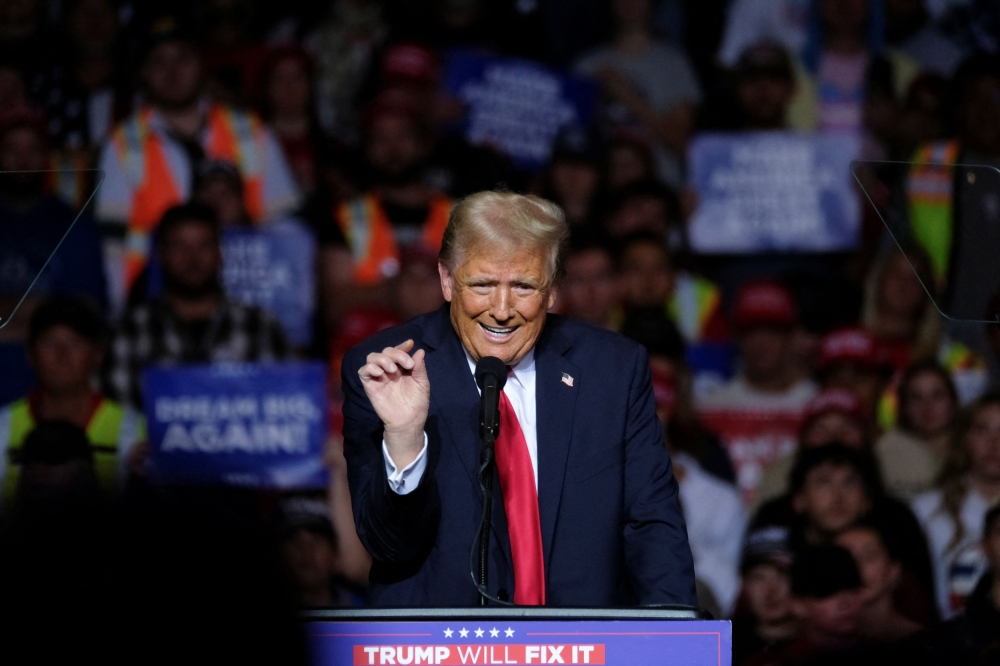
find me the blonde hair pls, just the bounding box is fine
[439,191,569,284]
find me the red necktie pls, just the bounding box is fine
[495,385,546,605]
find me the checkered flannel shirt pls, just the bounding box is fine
[103,298,290,408]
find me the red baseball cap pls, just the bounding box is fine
[381,43,439,85]
[800,389,865,435]
[818,327,883,370]
[0,104,48,141]
[731,281,797,331]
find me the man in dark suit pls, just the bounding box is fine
[342,191,695,607]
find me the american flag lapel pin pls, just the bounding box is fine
[561,372,574,387]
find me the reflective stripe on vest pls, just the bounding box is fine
[907,140,959,284]
[0,397,140,503]
[336,194,452,286]
[114,105,267,289]
[668,273,722,343]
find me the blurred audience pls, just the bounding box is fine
[320,90,450,330]
[912,391,1000,619]
[95,17,300,313]
[575,0,701,187]
[104,204,289,407]
[815,328,894,428]
[544,125,604,227]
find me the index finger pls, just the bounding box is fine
[396,339,415,353]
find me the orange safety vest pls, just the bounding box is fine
[112,105,267,288]
[335,194,452,285]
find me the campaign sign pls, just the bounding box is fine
[142,362,328,489]
[309,620,730,665]
[445,49,596,171]
[688,132,861,253]
[221,220,316,348]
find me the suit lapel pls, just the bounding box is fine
[533,320,578,572]
[422,306,513,573]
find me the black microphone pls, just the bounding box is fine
[472,356,509,606]
[475,356,507,451]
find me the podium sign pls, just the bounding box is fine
[306,611,730,666]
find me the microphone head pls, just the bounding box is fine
[474,356,508,391]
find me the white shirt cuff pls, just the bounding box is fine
[383,433,428,495]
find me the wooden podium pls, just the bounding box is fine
[304,608,731,666]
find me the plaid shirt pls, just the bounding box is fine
[103,298,290,408]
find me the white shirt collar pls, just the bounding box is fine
[464,348,536,390]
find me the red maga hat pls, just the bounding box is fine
[731,281,797,331]
[818,327,885,370]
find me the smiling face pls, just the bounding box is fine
[440,248,556,365]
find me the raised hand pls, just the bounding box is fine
[358,339,430,468]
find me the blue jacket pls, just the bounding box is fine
[342,305,696,607]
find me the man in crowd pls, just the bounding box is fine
[732,42,797,131]
[558,236,620,331]
[697,281,817,505]
[745,545,865,665]
[321,90,452,330]
[104,204,289,407]
[0,297,144,505]
[815,328,893,428]
[617,231,727,344]
[835,521,924,642]
[95,16,300,313]
[734,526,797,665]
[906,54,1000,358]
[278,496,365,608]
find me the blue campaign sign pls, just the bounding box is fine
[142,362,328,489]
[308,619,731,665]
[444,49,596,171]
[221,220,316,348]
[688,132,861,253]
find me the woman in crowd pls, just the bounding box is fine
[875,360,958,500]
[862,246,988,418]
[913,391,1000,620]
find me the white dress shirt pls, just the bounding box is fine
[384,349,538,494]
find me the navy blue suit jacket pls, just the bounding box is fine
[341,305,696,607]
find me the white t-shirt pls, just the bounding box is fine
[675,451,747,615]
[911,486,992,619]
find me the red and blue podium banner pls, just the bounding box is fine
[308,619,731,666]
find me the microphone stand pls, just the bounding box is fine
[476,434,495,606]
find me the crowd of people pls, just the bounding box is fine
[0,0,998,663]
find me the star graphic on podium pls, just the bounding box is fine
[475,628,485,638]
[444,628,453,638]
[490,628,500,638]
[505,628,515,637]
[459,628,469,638]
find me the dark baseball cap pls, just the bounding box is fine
[791,545,863,598]
[741,525,793,573]
[735,42,794,82]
